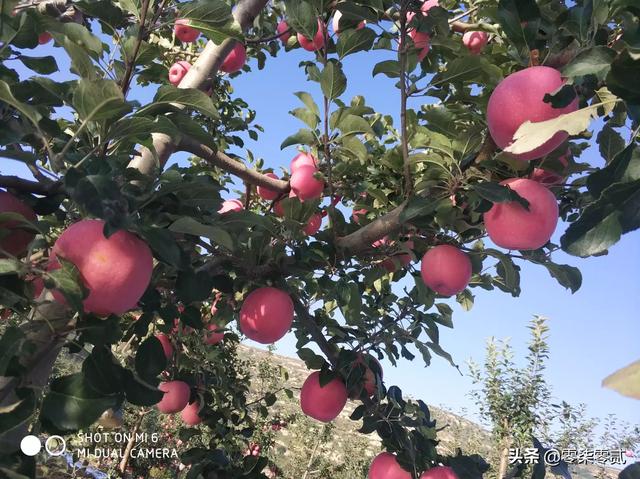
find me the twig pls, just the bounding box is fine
[118,410,146,474]
[178,137,289,193]
[121,0,151,96]
[399,1,412,196]
[246,28,292,45]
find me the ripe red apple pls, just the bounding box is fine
[257,173,281,201]
[239,287,294,344]
[290,165,324,201]
[530,153,569,186]
[487,66,579,161]
[277,20,291,43]
[156,333,174,360]
[38,32,52,44]
[0,309,11,320]
[290,152,318,172]
[168,61,191,86]
[303,214,322,236]
[174,19,200,43]
[419,466,458,479]
[0,191,36,257]
[221,43,246,74]
[421,0,440,12]
[332,10,366,35]
[368,452,411,479]
[180,401,202,426]
[300,371,348,422]
[420,245,472,296]
[484,178,559,250]
[204,324,224,345]
[297,19,326,51]
[218,199,244,214]
[157,381,191,414]
[350,354,382,398]
[462,31,488,54]
[50,219,153,316]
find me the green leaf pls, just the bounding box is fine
[336,28,376,59]
[41,374,119,433]
[176,270,215,304]
[72,79,132,122]
[0,258,22,275]
[0,326,25,376]
[136,336,167,381]
[472,182,530,209]
[44,258,88,312]
[596,124,626,164]
[178,0,242,42]
[0,80,42,127]
[122,370,164,406]
[289,107,319,129]
[562,46,616,81]
[320,61,347,101]
[106,116,178,142]
[372,60,400,78]
[400,197,436,223]
[294,91,320,116]
[142,85,220,120]
[19,55,58,75]
[543,263,582,293]
[587,144,640,198]
[169,217,234,251]
[606,50,640,104]
[0,390,36,438]
[602,360,640,400]
[497,0,541,52]
[337,114,373,136]
[456,290,474,311]
[59,37,98,79]
[282,0,320,41]
[280,129,317,149]
[139,226,183,269]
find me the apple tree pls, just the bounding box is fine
[0,0,638,477]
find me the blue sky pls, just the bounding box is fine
[2,31,638,439]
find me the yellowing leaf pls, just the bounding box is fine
[504,96,619,156]
[602,360,640,400]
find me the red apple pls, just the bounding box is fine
[290,152,318,172]
[290,165,324,201]
[530,153,569,186]
[156,333,174,360]
[157,381,191,414]
[300,371,348,422]
[257,173,281,201]
[303,213,322,236]
[204,324,225,345]
[180,401,202,426]
[38,32,52,45]
[168,61,191,86]
[421,0,440,12]
[0,191,36,257]
[484,178,559,250]
[218,199,244,214]
[0,309,11,320]
[487,66,579,161]
[297,19,326,51]
[50,219,153,316]
[462,31,488,54]
[174,19,200,43]
[419,466,458,479]
[277,20,291,44]
[239,287,294,344]
[333,10,365,35]
[420,245,472,296]
[221,43,246,74]
[368,452,411,479]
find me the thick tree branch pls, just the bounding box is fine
[127,0,270,178]
[0,175,62,195]
[335,202,407,253]
[178,137,289,193]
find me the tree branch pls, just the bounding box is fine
[126,0,270,178]
[120,0,151,96]
[335,202,407,253]
[178,137,289,193]
[0,175,62,195]
[399,1,412,196]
